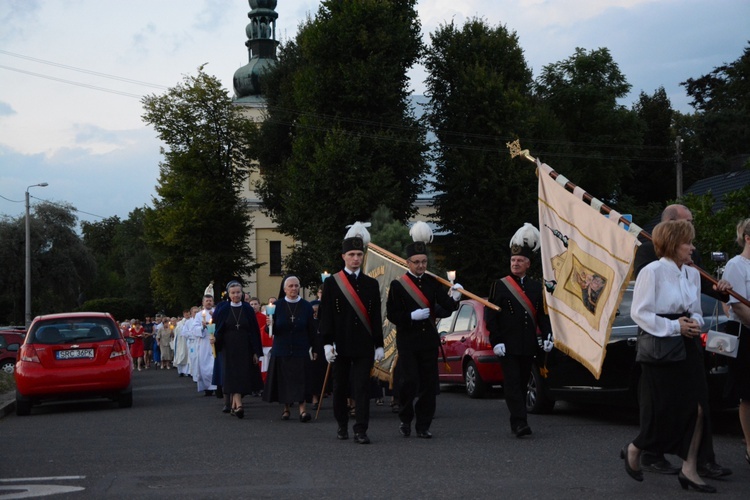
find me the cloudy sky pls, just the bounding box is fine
[1,0,747,226]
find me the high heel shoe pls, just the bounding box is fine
[281,409,290,420]
[230,406,244,419]
[299,412,311,423]
[620,445,643,482]
[677,472,716,493]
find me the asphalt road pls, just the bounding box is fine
[1,367,747,499]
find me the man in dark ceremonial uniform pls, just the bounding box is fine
[319,235,383,444]
[634,203,732,478]
[386,233,463,439]
[486,223,553,438]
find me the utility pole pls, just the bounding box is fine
[675,136,683,198]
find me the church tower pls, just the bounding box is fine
[233,0,295,302]
[233,0,279,106]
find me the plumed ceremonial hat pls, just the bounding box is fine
[406,221,433,258]
[509,223,540,260]
[342,221,371,253]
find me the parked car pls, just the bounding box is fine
[14,312,133,415]
[0,328,26,374]
[437,300,503,398]
[526,285,735,413]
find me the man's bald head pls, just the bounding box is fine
[661,204,693,223]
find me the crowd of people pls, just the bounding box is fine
[120,210,749,494]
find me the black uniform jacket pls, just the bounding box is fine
[318,270,383,357]
[386,272,458,353]
[485,275,551,357]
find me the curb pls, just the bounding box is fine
[0,391,15,419]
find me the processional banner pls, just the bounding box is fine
[537,160,639,379]
[363,244,406,387]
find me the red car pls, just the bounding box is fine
[437,299,503,398]
[15,312,133,415]
[1,328,26,374]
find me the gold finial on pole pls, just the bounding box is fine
[506,139,536,163]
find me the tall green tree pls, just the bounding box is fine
[254,0,427,287]
[81,216,126,299]
[424,18,538,290]
[81,207,154,311]
[535,47,642,201]
[682,183,750,274]
[142,70,257,310]
[681,43,750,175]
[0,202,95,323]
[617,87,676,223]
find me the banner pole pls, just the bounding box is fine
[506,139,750,308]
[368,242,500,311]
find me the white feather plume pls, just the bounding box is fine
[204,281,215,297]
[510,223,540,252]
[410,221,433,244]
[345,221,371,246]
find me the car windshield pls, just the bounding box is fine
[30,320,118,344]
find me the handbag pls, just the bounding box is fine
[636,329,686,364]
[705,329,739,358]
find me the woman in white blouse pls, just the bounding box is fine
[622,220,716,493]
[721,218,750,467]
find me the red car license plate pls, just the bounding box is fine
[56,348,94,360]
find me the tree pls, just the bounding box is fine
[535,47,643,201]
[682,182,750,275]
[424,18,539,290]
[81,207,154,313]
[369,205,411,256]
[0,202,95,323]
[681,43,750,174]
[141,70,258,310]
[254,0,427,287]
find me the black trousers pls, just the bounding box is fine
[332,354,373,434]
[398,347,438,433]
[499,354,533,431]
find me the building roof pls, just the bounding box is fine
[685,169,750,212]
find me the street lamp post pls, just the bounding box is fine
[25,182,49,327]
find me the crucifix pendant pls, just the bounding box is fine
[290,315,295,323]
[235,323,240,329]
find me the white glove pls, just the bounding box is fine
[450,283,464,301]
[410,308,431,321]
[324,344,337,363]
[543,334,554,353]
[493,343,506,357]
[374,347,384,362]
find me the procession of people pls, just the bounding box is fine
[125,210,748,494]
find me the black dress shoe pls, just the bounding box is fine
[203,390,214,397]
[221,405,230,413]
[642,457,680,475]
[399,422,411,437]
[514,424,532,438]
[698,462,732,478]
[678,471,716,493]
[620,445,644,482]
[353,433,371,444]
[336,427,349,440]
[416,430,432,439]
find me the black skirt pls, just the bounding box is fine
[633,336,706,459]
[263,355,310,404]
